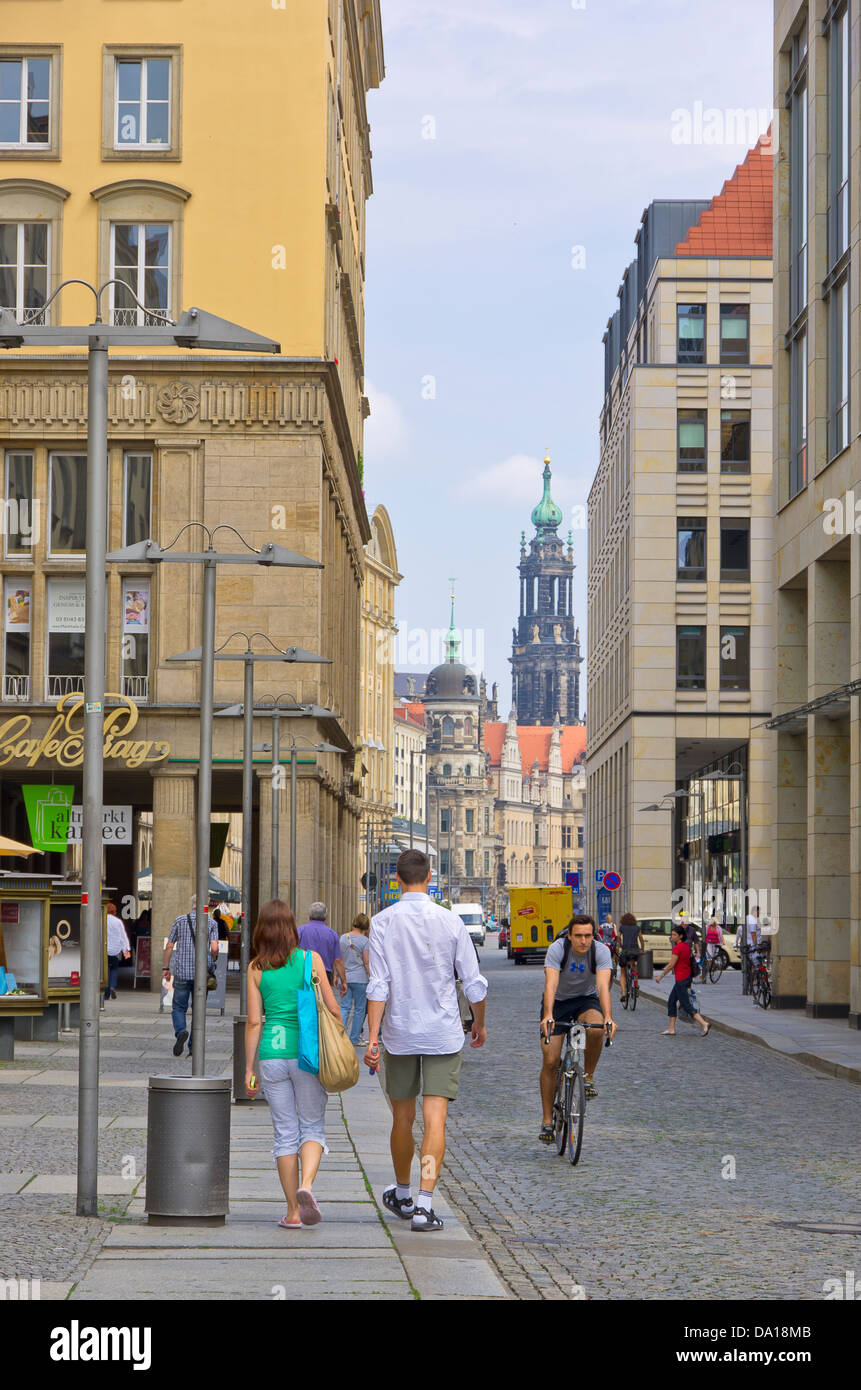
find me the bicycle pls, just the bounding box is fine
[707,947,729,983]
[620,955,639,1010]
[544,1021,611,1166]
[750,945,772,1009]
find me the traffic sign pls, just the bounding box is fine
[565,871,580,891]
[603,871,622,891]
[594,869,605,883]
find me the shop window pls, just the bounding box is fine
[123,452,152,545]
[720,410,750,473]
[3,576,31,700]
[49,453,87,554]
[122,579,150,701]
[46,577,85,698]
[0,900,43,996]
[4,449,34,555]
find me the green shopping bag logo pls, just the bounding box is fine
[22,784,74,851]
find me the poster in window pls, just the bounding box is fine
[48,583,86,632]
[48,902,81,985]
[5,582,31,631]
[123,584,149,633]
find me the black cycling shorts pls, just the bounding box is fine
[541,993,602,1037]
[619,950,639,967]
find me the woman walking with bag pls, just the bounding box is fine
[656,924,710,1037]
[245,900,342,1229]
[339,913,370,1044]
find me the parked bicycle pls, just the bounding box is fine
[750,943,772,1009]
[544,1020,611,1165]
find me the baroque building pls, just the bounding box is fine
[510,453,583,725]
[359,504,400,888]
[0,0,385,986]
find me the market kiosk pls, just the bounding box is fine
[0,874,108,1058]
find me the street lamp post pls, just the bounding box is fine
[110,526,323,1078]
[1,284,282,1218]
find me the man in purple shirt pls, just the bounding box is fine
[298,903,347,994]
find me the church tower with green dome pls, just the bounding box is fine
[510,451,582,725]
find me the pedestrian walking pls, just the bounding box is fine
[104,903,131,1001]
[162,897,219,1057]
[245,899,342,1229]
[297,902,347,996]
[364,849,488,1233]
[656,924,710,1037]
[339,913,370,1044]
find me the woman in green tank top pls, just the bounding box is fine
[245,900,341,1228]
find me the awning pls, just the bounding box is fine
[136,867,241,902]
[0,834,42,856]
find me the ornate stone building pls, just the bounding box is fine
[359,505,400,884]
[510,453,583,725]
[0,1,385,976]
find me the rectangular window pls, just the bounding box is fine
[828,276,849,459]
[577,826,584,849]
[562,825,572,849]
[3,576,31,700]
[440,808,451,833]
[677,516,706,582]
[719,625,750,691]
[720,519,750,580]
[0,56,50,146]
[49,454,87,554]
[4,450,34,555]
[440,850,449,878]
[789,43,808,319]
[46,578,86,698]
[115,57,171,148]
[0,222,48,319]
[465,850,474,877]
[719,304,749,364]
[483,851,490,875]
[123,452,153,546]
[788,329,807,497]
[465,808,474,833]
[677,304,705,364]
[484,808,490,833]
[827,6,849,268]
[677,409,706,472]
[122,580,150,701]
[677,626,706,690]
[110,223,171,326]
[720,410,750,473]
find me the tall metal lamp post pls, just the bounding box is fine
[107,526,322,1081]
[0,284,283,1219]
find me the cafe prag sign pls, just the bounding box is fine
[0,693,171,770]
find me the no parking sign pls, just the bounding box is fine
[602,871,622,891]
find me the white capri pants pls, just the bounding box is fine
[259,1059,328,1159]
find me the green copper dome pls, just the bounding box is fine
[531,451,563,533]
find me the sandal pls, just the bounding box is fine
[661,1029,676,1036]
[297,1187,322,1225]
[701,1023,711,1037]
[278,1216,302,1229]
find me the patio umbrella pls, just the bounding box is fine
[0,834,42,856]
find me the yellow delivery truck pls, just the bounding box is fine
[508,886,574,964]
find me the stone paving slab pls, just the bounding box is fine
[26,1175,142,1195]
[0,1113,43,1127]
[0,1071,40,1084]
[0,1172,34,1192]
[71,1257,412,1300]
[104,1219,390,1249]
[106,1116,148,1128]
[33,1115,114,1130]
[228,1173,368,1201]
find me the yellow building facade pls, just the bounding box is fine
[359,504,399,882]
[0,1,385,974]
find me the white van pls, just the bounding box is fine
[453,903,485,947]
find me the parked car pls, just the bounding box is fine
[636,916,741,969]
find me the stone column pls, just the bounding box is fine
[150,768,196,994]
[851,532,861,1028]
[772,584,808,1005]
[806,558,850,1017]
[256,767,274,902]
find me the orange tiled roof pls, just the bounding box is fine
[394,702,425,727]
[675,133,772,258]
[484,722,586,775]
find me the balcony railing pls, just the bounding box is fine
[122,674,149,702]
[47,674,85,699]
[3,674,30,701]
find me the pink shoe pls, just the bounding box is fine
[278,1216,302,1229]
[297,1188,322,1225]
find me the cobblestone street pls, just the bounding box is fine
[438,951,861,1301]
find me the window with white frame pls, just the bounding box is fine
[3,576,31,700]
[0,222,49,319]
[49,453,87,554]
[0,56,50,147]
[123,452,153,546]
[110,223,170,325]
[115,57,171,148]
[46,578,86,698]
[122,580,150,701]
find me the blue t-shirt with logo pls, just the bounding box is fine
[545,936,613,1000]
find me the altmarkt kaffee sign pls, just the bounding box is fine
[0,694,171,770]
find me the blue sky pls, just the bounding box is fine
[363,0,773,711]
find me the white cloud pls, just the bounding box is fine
[363,379,409,462]
[452,453,583,510]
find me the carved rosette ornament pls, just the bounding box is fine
[157,381,200,424]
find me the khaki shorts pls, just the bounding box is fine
[382,1047,462,1102]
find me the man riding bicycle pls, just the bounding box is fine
[616,911,644,1004]
[539,913,616,1142]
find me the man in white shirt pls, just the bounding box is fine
[365,849,488,1233]
[104,902,131,1002]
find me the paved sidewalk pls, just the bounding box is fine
[639,968,861,1083]
[0,988,508,1301]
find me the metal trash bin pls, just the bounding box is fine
[145,1075,231,1225]
[637,949,654,980]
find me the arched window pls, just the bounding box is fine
[0,179,69,322]
[464,764,472,777]
[441,716,454,738]
[443,763,452,777]
[91,178,190,323]
[463,715,473,738]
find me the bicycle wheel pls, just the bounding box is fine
[630,974,639,1010]
[566,1067,586,1166]
[621,984,630,1010]
[709,950,726,983]
[553,1067,568,1155]
[751,967,763,1006]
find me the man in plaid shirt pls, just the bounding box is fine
[162,897,219,1057]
